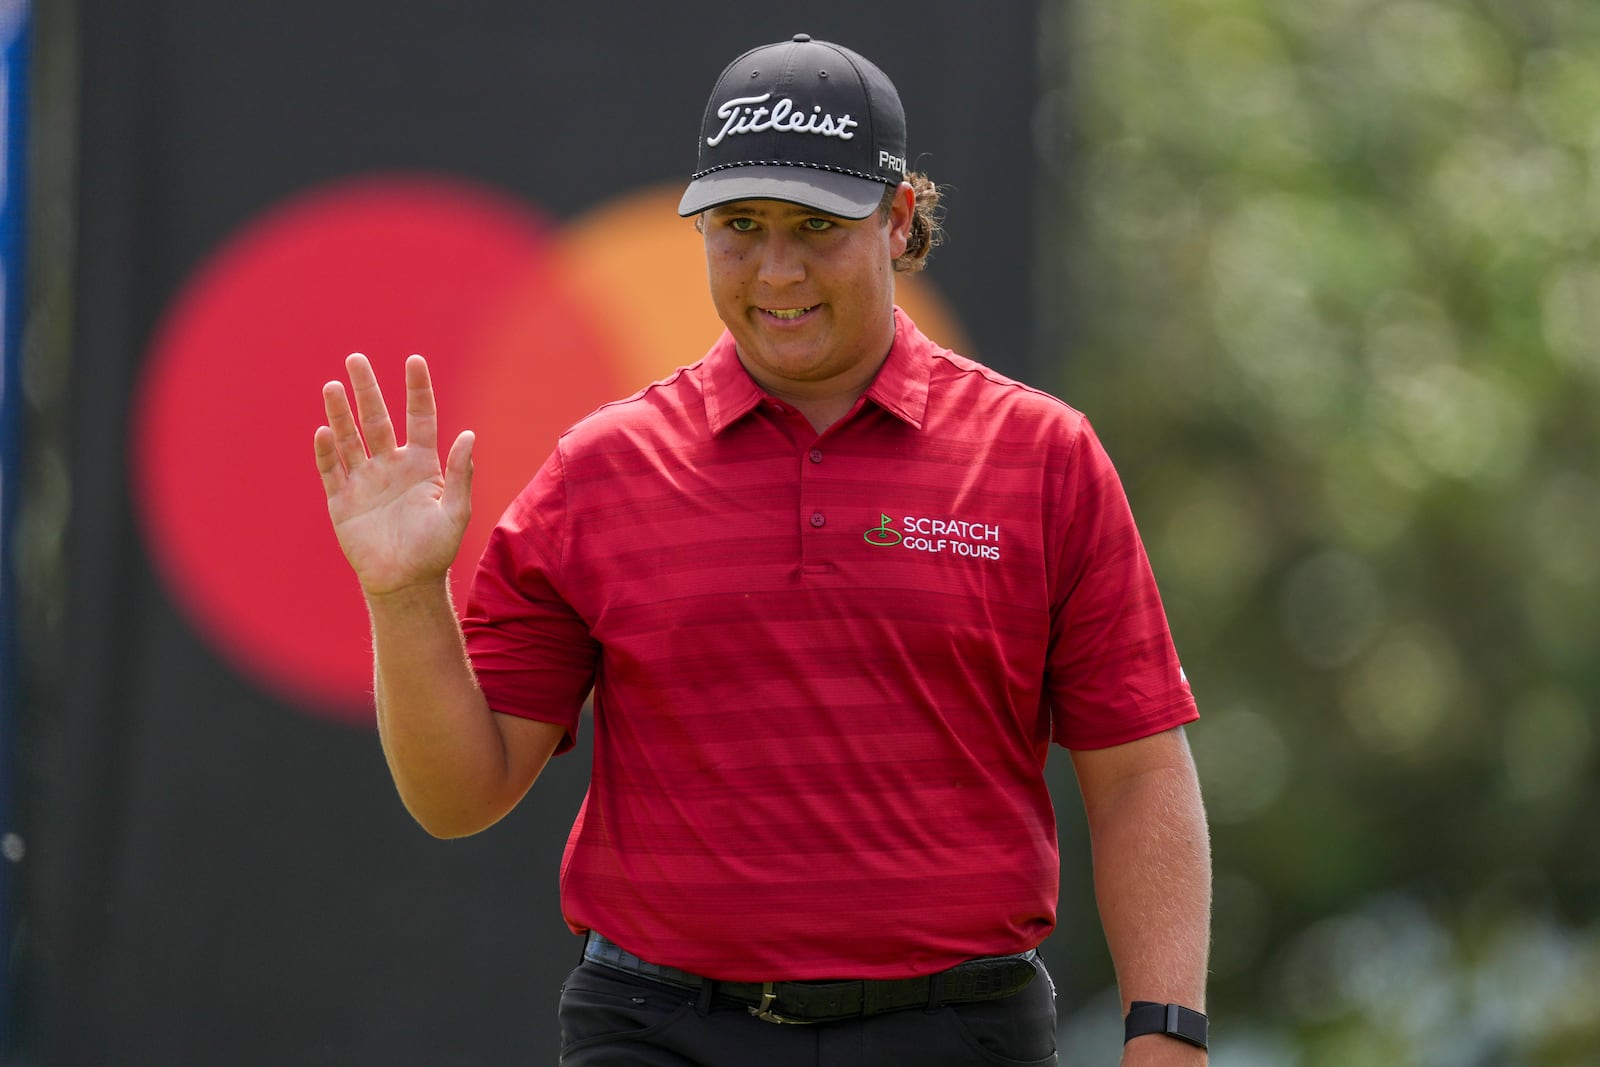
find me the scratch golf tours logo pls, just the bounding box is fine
[863,513,1001,561]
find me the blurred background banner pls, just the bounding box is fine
[13,2,1043,1064]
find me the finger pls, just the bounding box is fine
[346,352,399,456]
[442,429,475,529]
[312,424,347,499]
[321,376,369,472]
[404,354,439,453]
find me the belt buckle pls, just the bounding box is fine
[748,982,812,1025]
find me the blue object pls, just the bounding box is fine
[0,0,32,1051]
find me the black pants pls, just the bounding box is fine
[557,955,1059,1066]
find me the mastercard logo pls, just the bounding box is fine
[132,172,969,725]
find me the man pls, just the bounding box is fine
[314,34,1210,1067]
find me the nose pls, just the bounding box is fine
[756,231,806,287]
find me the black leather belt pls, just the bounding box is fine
[582,932,1038,1024]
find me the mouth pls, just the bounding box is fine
[760,305,818,321]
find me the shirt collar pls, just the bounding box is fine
[703,306,933,436]
[701,333,766,436]
[863,306,931,429]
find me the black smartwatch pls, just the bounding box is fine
[1124,1001,1208,1050]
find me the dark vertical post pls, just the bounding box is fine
[0,0,33,1051]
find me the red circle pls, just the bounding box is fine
[132,174,620,722]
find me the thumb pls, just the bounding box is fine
[443,429,475,527]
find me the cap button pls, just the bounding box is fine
[792,33,812,42]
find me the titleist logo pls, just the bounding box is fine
[707,93,859,146]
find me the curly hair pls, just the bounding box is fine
[883,171,944,274]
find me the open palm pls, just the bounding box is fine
[313,353,474,598]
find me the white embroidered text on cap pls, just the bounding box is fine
[706,93,859,147]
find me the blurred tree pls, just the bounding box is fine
[1044,0,1600,1061]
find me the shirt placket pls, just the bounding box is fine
[799,435,835,577]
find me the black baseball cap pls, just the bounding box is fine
[678,34,908,220]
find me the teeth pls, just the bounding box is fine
[765,306,814,320]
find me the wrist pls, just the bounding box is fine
[363,573,454,608]
[1122,1040,1208,1066]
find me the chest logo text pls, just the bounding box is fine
[863,513,1001,561]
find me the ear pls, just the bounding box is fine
[886,181,915,259]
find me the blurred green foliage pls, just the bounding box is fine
[1047,0,1600,1062]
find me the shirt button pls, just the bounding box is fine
[809,512,825,528]
[808,448,824,464]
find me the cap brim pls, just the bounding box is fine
[677,166,887,219]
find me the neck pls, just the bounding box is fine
[742,313,897,433]
[744,346,888,433]
[790,394,861,434]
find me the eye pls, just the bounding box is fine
[728,217,758,232]
[802,217,835,232]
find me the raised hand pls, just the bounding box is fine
[313,353,474,598]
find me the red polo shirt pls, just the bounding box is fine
[463,308,1197,981]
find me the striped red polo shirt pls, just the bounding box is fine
[463,307,1197,981]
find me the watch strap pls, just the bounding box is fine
[1124,1000,1208,1050]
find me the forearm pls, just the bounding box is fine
[368,577,523,838]
[1079,738,1212,1064]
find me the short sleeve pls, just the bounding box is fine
[1046,421,1197,749]
[462,447,600,754]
